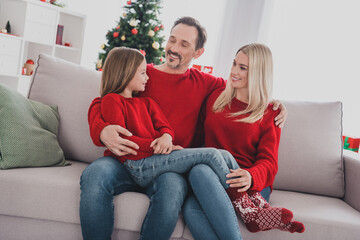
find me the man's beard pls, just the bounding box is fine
[166,50,182,69]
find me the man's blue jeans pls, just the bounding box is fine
[79,156,188,240]
[124,148,239,188]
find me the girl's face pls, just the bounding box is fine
[230,51,249,91]
[125,59,149,95]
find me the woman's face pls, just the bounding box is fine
[230,51,249,91]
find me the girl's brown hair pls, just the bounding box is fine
[100,47,144,98]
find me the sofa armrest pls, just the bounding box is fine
[343,150,360,212]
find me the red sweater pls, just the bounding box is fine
[204,88,281,191]
[88,64,225,148]
[100,93,174,163]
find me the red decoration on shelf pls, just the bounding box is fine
[154,26,159,32]
[64,42,71,47]
[98,68,103,71]
[113,32,119,38]
[26,59,34,65]
[56,24,64,45]
[140,50,146,56]
[131,28,138,35]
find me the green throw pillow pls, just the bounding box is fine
[0,84,69,169]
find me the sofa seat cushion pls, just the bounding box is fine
[0,160,186,238]
[236,190,360,240]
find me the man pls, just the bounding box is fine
[81,16,287,240]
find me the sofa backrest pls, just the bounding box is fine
[29,54,105,163]
[29,54,344,198]
[274,100,344,197]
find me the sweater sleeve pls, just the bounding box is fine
[247,110,281,191]
[146,98,175,141]
[88,97,111,146]
[101,94,154,154]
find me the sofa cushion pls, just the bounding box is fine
[274,101,344,197]
[28,54,105,163]
[0,84,68,169]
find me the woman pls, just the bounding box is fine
[184,43,304,239]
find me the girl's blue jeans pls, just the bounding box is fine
[124,147,239,188]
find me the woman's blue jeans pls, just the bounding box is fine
[79,156,188,240]
[124,148,240,188]
[183,161,271,240]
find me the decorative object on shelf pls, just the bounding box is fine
[56,24,64,45]
[23,59,35,76]
[96,0,165,70]
[5,21,11,34]
[342,136,360,152]
[0,28,7,33]
[64,41,71,47]
[50,0,65,7]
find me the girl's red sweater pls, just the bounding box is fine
[101,93,174,163]
[204,88,281,191]
[88,64,225,149]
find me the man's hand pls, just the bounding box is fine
[272,100,288,128]
[150,133,173,154]
[226,168,252,192]
[100,125,139,157]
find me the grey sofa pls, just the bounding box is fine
[1,54,360,240]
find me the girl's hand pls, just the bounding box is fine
[226,169,252,192]
[150,133,173,154]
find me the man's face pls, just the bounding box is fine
[165,24,201,71]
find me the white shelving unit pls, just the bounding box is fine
[0,0,86,95]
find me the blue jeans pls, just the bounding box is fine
[183,152,272,240]
[79,156,188,240]
[124,148,240,188]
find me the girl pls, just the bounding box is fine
[96,46,301,234]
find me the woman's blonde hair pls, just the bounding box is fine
[213,43,273,123]
[100,47,144,98]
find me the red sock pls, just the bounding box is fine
[247,190,271,208]
[279,221,305,233]
[226,188,293,233]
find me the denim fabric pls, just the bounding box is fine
[79,156,187,240]
[184,164,243,240]
[124,147,240,188]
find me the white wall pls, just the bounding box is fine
[260,0,360,136]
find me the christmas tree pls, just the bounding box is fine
[96,0,165,70]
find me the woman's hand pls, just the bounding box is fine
[150,133,173,154]
[226,168,252,192]
[100,125,139,157]
[271,99,288,128]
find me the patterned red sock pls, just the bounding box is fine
[247,190,271,208]
[226,188,294,233]
[279,221,305,233]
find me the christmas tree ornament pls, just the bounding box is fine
[127,1,131,5]
[152,41,160,50]
[148,30,155,37]
[101,44,105,49]
[140,50,146,56]
[129,18,137,27]
[154,26,160,32]
[131,28,138,35]
[121,35,126,41]
[97,59,103,69]
[116,25,120,30]
[113,32,119,38]
[123,12,127,17]
[160,24,164,29]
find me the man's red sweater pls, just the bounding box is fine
[100,93,174,163]
[88,64,225,148]
[204,88,281,191]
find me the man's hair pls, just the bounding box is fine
[100,47,144,98]
[171,16,207,50]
